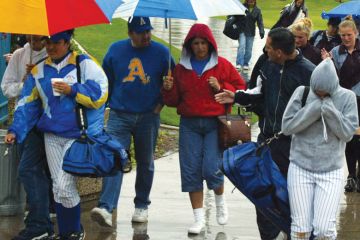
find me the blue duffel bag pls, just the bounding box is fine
[222,141,291,236]
[63,131,129,178]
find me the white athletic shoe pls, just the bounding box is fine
[90,207,112,227]
[132,208,148,223]
[216,202,229,225]
[188,219,205,234]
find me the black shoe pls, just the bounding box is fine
[11,229,51,240]
[38,234,60,240]
[345,176,357,192]
[357,178,360,193]
[66,226,85,240]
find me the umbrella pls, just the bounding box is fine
[0,0,124,35]
[113,0,246,72]
[322,0,360,19]
[113,0,246,20]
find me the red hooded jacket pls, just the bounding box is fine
[162,24,246,117]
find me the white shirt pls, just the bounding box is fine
[1,43,47,98]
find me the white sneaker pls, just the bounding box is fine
[90,207,112,227]
[216,203,228,225]
[236,65,242,71]
[132,208,148,223]
[243,65,250,71]
[188,219,205,234]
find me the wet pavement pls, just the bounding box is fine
[1,125,360,239]
[1,18,360,240]
[1,150,360,240]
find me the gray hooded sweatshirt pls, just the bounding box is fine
[282,58,359,172]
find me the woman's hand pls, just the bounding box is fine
[321,48,332,60]
[315,90,330,99]
[5,133,16,144]
[163,76,174,90]
[208,76,221,92]
[52,81,72,95]
[215,89,235,104]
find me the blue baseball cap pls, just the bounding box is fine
[44,29,73,42]
[128,17,153,33]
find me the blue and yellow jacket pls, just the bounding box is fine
[9,52,108,143]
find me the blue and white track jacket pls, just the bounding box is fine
[9,52,108,143]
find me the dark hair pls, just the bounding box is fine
[184,37,215,56]
[328,17,341,27]
[268,28,295,55]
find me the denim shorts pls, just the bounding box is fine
[179,116,224,192]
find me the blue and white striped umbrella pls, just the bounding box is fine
[113,0,246,20]
[322,0,360,19]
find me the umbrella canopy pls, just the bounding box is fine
[113,0,246,19]
[0,0,123,35]
[322,0,360,19]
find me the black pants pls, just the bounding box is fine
[345,135,360,178]
[256,134,291,240]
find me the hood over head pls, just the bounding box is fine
[310,58,339,95]
[183,23,218,54]
[180,24,219,70]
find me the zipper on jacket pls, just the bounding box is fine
[273,66,284,133]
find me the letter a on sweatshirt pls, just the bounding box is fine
[123,58,149,84]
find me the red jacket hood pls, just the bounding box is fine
[184,24,218,53]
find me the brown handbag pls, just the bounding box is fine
[218,106,251,149]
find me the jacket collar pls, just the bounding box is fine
[179,50,218,73]
[284,50,302,67]
[339,39,360,54]
[45,51,78,66]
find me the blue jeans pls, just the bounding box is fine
[179,117,223,192]
[99,110,160,212]
[18,129,53,233]
[236,33,255,67]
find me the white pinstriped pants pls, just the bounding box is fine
[44,133,78,208]
[288,163,343,240]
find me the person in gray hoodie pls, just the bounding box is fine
[282,58,358,240]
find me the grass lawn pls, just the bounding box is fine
[220,0,348,30]
[257,0,348,29]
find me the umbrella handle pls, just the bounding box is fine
[168,18,172,77]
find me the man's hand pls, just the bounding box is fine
[52,81,72,95]
[215,89,235,104]
[5,133,16,144]
[208,76,221,92]
[153,103,163,114]
[163,76,173,90]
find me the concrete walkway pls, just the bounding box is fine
[1,148,360,240]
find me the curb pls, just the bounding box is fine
[160,124,179,130]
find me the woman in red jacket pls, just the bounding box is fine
[162,23,246,235]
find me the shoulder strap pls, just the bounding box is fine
[75,55,88,137]
[35,56,48,65]
[301,86,310,108]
